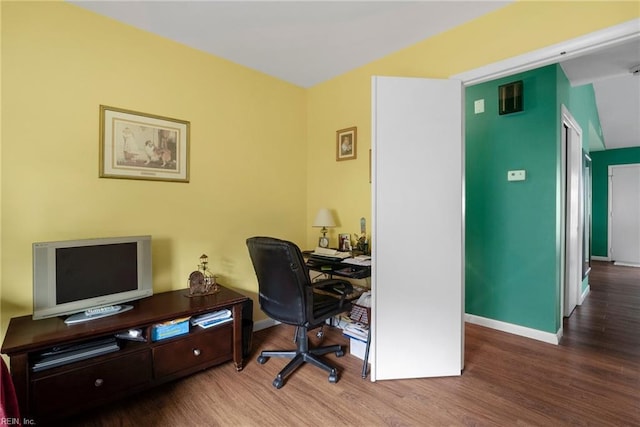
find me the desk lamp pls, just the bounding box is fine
[312,208,336,248]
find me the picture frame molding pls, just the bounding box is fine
[336,126,357,161]
[99,105,190,182]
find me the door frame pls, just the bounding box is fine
[453,19,639,86]
[368,20,639,381]
[561,106,584,318]
[608,163,640,266]
[447,19,639,342]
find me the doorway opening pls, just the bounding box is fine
[453,19,638,342]
[608,163,640,267]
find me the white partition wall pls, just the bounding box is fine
[371,76,464,381]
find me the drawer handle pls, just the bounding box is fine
[193,348,201,357]
[94,378,104,387]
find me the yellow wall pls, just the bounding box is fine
[1,1,307,340]
[305,1,639,247]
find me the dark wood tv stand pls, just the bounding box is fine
[1,285,249,422]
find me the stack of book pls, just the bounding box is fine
[342,322,368,342]
[342,321,369,361]
[190,309,232,329]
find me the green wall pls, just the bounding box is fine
[567,83,603,151]
[465,64,602,334]
[591,147,640,257]
[558,70,600,296]
[465,65,560,333]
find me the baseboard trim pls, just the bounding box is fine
[465,314,560,345]
[254,318,279,332]
[580,285,591,304]
[259,315,563,345]
[613,261,640,268]
[592,256,610,261]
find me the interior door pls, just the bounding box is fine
[562,114,583,318]
[610,164,640,266]
[371,76,463,381]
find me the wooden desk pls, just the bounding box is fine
[305,256,372,378]
[305,253,371,290]
[1,285,248,421]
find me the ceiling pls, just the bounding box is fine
[71,1,640,151]
[560,39,640,151]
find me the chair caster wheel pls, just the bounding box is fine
[335,349,344,357]
[328,372,338,384]
[257,355,268,364]
[273,377,284,389]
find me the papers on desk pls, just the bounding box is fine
[311,247,351,260]
[342,255,371,267]
[309,248,370,265]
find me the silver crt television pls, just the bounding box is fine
[32,235,153,323]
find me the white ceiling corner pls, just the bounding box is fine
[69,1,640,150]
[70,1,512,87]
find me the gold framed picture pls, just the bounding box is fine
[99,105,190,182]
[336,126,357,161]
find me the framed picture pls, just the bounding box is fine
[336,126,357,161]
[338,233,352,252]
[99,105,190,182]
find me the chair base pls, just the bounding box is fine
[257,327,345,388]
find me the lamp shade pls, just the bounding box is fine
[312,208,336,228]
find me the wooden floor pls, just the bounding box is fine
[65,261,639,426]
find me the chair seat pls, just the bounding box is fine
[312,293,348,322]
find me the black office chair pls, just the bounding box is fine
[246,236,353,389]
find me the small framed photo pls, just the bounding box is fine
[336,126,357,161]
[99,105,190,182]
[338,233,352,252]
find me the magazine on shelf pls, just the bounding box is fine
[191,309,232,328]
[196,316,233,329]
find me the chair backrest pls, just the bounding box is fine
[246,236,310,326]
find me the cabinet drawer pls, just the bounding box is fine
[32,350,151,416]
[153,324,232,378]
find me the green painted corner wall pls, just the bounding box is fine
[567,84,603,150]
[591,147,640,257]
[465,65,560,333]
[465,64,602,334]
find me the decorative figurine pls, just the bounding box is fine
[353,217,369,254]
[187,254,219,297]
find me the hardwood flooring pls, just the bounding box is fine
[64,261,639,426]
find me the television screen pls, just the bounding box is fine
[56,243,138,304]
[33,236,153,322]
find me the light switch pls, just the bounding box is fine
[474,99,485,114]
[507,170,526,181]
